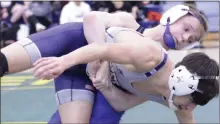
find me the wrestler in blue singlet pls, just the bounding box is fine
[48,92,125,124]
[27,22,129,124]
[39,23,146,124]
[29,22,92,97]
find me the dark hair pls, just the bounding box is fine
[175,52,219,106]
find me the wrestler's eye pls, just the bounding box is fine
[188,36,193,44]
[188,40,192,44]
[184,26,189,32]
[171,74,174,77]
[191,76,195,80]
[179,69,182,72]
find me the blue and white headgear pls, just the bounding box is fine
[160,5,201,50]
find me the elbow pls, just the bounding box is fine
[113,107,127,112]
[124,12,135,20]
[84,11,98,24]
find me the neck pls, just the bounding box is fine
[156,80,170,98]
[155,63,175,99]
[143,25,169,50]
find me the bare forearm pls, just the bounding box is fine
[178,116,195,124]
[84,11,139,29]
[83,11,140,45]
[100,85,146,112]
[62,43,106,69]
[62,42,136,70]
[179,119,195,124]
[175,110,196,124]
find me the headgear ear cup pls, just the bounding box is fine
[160,5,189,25]
[160,5,190,49]
[168,65,201,110]
[168,65,200,96]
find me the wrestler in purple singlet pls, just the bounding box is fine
[28,22,144,124]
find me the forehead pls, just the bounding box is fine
[179,15,205,40]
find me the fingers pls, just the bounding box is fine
[41,73,54,80]
[33,57,54,66]
[42,73,59,80]
[93,60,101,70]
[95,64,108,80]
[87,60,101,77]
[42,65,65,79]
[89,76,95,83]
[33,57,66,80]
[33,58,54,73]
[33,62,58,79]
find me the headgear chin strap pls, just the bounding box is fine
[168,90,179,111]
[181,42,200,50]
[168,65,202,110]
[163,17,176,49]
[160,5,200,50]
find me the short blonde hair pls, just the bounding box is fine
[185,4,208,33]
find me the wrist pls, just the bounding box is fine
[98,81,113,92]
[60,55,73,70]
[98,86,111,92]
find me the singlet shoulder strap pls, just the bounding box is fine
[136,25,146,34]
[145,44,168,77]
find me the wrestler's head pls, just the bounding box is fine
[160,4,208,50]
[168,52,219,110]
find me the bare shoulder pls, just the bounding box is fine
[130,37,164,72]
[114,12,139,29]
[111,30,165,72]
[115,12,134,20]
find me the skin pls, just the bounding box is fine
[142,15,205,50]
[168,15,204,49]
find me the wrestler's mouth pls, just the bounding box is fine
[178,105,188,110]
[174,36,179,46]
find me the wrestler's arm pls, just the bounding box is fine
[153,101,196,124]
[89,61,147,112]
[83,11,140,77]
[62,40,156,72]
[175,109,196,124]
[83,11,140,44]
[33,36,158,79]
[89,60,148,111]
[100,84,147,112]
